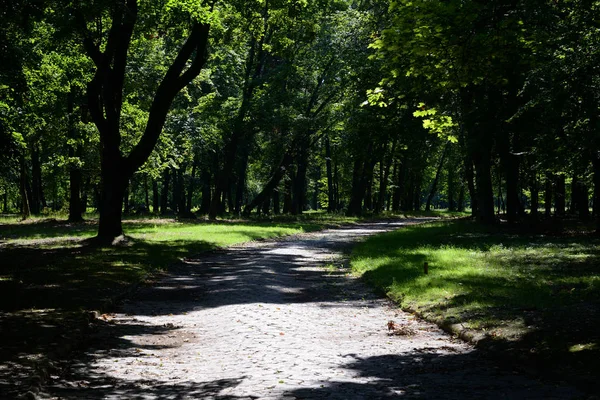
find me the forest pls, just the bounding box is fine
[1,0,599,239]
[2,1,600,397]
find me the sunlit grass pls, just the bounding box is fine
[351,221,600,389]
[351,220,600,349]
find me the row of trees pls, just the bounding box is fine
[1,0,599,241]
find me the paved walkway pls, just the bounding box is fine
[46,221,580,399]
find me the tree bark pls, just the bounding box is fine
[464,156,477,217]
[530,174,539,219]
[347,159,365,216]
[19,155,31,220]
[243,150,293,216]
[544,174,553,217]
[143,174,150,211]
[67,86,84,222]
[186,156,198,213]
[472,143,495,224]
[97,160,128,240]
[123,180,130,214]
[30,143,43,215]
[593,158,600,232]
[457,182,465,212]
[273,189,280,214]
[160,169,170,215]
[413,172,423,211]
[198,167,211,214]
[425,142,449,211]
[283,176,293,214]
[325,135,334,212]
[391,160,402,212]
[376,139,397,213]
[234,151,249,216]
[292,145,309,215]
[152,179,159,214]
[570,174,578,214]
[555,174,566,216]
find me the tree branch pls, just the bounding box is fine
[126,22,211,174]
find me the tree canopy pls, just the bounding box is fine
[2,0,600,238]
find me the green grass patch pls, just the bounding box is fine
[351,220,600,387]
[0,216,338,313]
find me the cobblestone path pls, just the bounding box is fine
[46,221,580,399]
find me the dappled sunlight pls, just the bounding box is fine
[351,220,600,389]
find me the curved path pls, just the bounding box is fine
[46,220,580,399]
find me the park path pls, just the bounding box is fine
[45,220,580,399]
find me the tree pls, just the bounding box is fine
[74,0,211,241]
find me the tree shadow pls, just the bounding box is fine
[354,221,600,393]
[1,220,414,397]
[0,235,220,397]
[47,318,219,398]
[287,352,581,399]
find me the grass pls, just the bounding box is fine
[350,219,600,390]
[0,216,340,312]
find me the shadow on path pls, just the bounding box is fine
[45,220,582,399]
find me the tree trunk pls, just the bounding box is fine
[234,151,249,216]
[292,146,309,215]
[261,197,270,215]
[376,140,396,213]
[502,138,520,223]
[152,179,159,214]
[176,167,186,215]
[160,169,171,215]
[325,135,334,212]
[413,172,423,211]
[333,159,340,211]
[30,143,43,215]
[464,156,477,217]
[144,175,150,211]
[244,150,293,216]
[593,158,600,232]
[273,189,280,214]
[555,174,566,216]
[97,158,128,241]
[544,174,553,217]
[283,176,293,214]
[570,174,579,214]
[67,86,84,222]
[472,145,495,224]
[347,159,365,216]
[123,180,130,214]
[186,157,198,213]
[226,185,234,213]
[425,142,449,211]
[364,166,373,212]
[530,174,539,219]
[19,155,31,220]
[580,183,590,220]
[457,182,465,212]
[391,160,402,212]
[199,167,211,214]
[497,168,504,215]
[447,160,456,211]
